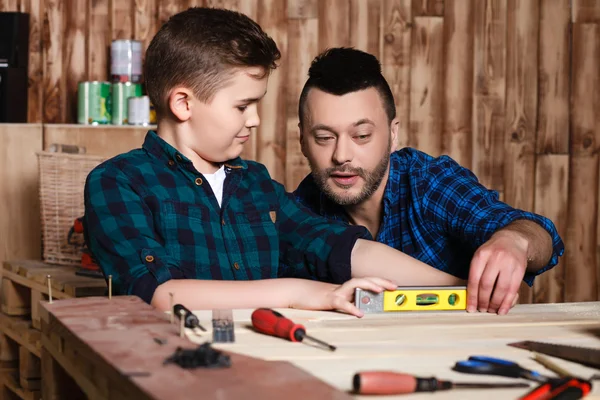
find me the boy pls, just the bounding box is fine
[84,7,462,317]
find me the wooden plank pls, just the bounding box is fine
[318,0,350,51]
[25,0,44,123]
[0,314,41,358]
[41,296,351,400]
[567,23,600,302]
[287,0,317,19]
[0,269,70,302]
[0,125,42,268]
[504,0,539,304]
[0,335,19,368]
[409,16,444,156]
[350,0,381,57]
[43,124,149,157]
[87,0,110,82]
[30,290,46,331]
[471,0,506,192]
[110,0,133,40]
[41,347,86,400]
[205,0,239,9]
[286,18,317,190]
[133,0,158,53]
[412,0,444,16]
[1,279,31,316]
[532,155,569,303]
[157,0,181,26]
[42,0,65,123]
[381,0,412,150]
[19,347,41,391]
[572,0,600,23]
[536,0,570,154]
[256,0,287,183]
[2,369,40,400]
[0,0,18,11]
[442,0,474,169]
[64,0,88,124]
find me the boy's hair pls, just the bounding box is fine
[298,47,396,126]
[145,7,281,117]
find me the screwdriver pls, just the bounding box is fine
[173,304,207,332]
[250,308,336,351]
[353,371,530,395]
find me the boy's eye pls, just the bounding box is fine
[237,105,248,112]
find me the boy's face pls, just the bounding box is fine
[187,67,268,165]
[300,88,397,206]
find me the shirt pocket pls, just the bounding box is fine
[160,200,214,278]
[235,205,279,278]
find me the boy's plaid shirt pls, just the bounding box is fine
[84,131,369,303]
[294,148,565,286]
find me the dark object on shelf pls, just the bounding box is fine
[0,12,29,123]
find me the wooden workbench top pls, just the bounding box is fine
[188,302,600,399]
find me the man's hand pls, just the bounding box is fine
[290,277,397,317]
[467,230,529,315]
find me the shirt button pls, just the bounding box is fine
[221,219,226,226]
[176,154,182,161]
[168,160,175,166]
[195,177,203,186]
[145,255,155,262]
[233,262,240,270]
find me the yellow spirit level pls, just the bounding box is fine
[355,286,467,313]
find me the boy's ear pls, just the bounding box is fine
[168,87,194,122]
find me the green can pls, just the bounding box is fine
[112,82,143,125]
[78,81,111,125]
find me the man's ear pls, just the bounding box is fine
[168,87,195,122]
[299,123,307,157]
[390,117,400,152]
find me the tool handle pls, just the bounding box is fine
[173,304,200,329]
[454,360,524,379]
[520,378,591,400]
[353,371,449,395]
[251,308,305,342]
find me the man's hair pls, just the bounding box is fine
[298,47,396,126]
[145,7,281,117]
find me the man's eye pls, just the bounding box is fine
[355,134,371,140]
[316,136,334,142]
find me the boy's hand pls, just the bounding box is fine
[291,277,397,317]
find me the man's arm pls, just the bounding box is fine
[496,219,553,272]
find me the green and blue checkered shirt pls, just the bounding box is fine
[84,130,369,303]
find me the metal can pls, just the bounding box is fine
[111,39,143,83]
[128,96,150,126]
[111,82,142,125]
[77,81,111,125]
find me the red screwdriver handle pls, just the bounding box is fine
[251,308,305,342]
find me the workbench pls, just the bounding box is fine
[40,297,600,399]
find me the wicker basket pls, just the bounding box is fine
[38,151,107,265]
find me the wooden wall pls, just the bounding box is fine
[1,0,599,304]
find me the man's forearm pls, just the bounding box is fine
[151,278,332,312]
[495,219,553,272]
[351,239,465,286]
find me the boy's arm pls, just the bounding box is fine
[85,164,395,316]
[275,182,464,286]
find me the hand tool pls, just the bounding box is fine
[173,303,207,332]
[519,376,592,400]
[508,341,600,369]
[453,355,550,383]
[355,286,466,313]
[251,308,336,351]
[352,371,530,395]
[212,309,235,343]
[532,352,574,378]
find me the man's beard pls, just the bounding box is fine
[309,144,391,206]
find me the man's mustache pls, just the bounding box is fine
[325,166,366,178]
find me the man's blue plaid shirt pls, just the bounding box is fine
[84,131,369,303]
[294,148,565,286]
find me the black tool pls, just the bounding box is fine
[163,343,231,369]
[508,341,600,369]
[173,303,206,332]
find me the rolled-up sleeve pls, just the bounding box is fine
[418,156,565,286]
[84,163,183,303]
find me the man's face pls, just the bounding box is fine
[300,88,397,206]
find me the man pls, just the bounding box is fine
[294,47,565,316]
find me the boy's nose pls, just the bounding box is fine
[245,105,260,128]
